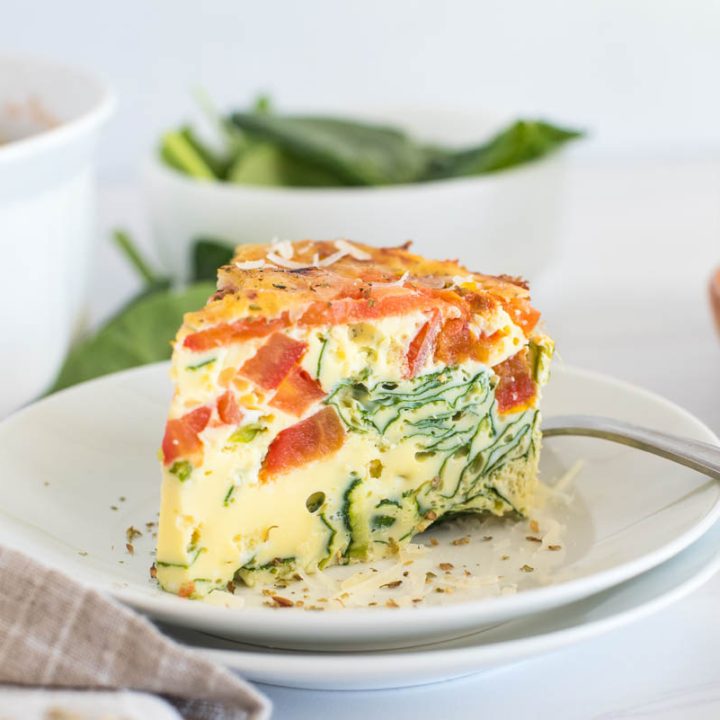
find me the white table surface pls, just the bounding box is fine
[92,157,720,719]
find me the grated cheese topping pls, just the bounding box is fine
[371,271,409,288]
[234,259,267,270]
[232,240,379,272]
[316,249,347,267]
[265,252,310,270]
[335,239,371,261]
[272,239,295,260]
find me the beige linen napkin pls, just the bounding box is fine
[0,546,270,720]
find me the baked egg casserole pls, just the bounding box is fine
[156,240,553,598]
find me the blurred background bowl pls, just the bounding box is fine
[144,108,569,284]
[0,54,114,415]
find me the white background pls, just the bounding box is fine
[5,3,720,717]
[4,0,720,176]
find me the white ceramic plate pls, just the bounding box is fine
[0,363,718,650]
[167,518,720,690]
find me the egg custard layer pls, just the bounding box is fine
[156,240,553,598]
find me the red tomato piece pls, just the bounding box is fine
[404,311,442,378]
[240,333,307,390]
[217,390,243,425]
[183,316,287,352]
[434,319,505,366]
[470,330,503,364]
[415,286,471,317]
[178,581,195,598]
[494,350,537,414]
[504,297,541,335]
[260,407,345,482]
[299,293,437,326]
[161,406,212,465]
[434,318,472,365]
[270,366,326,416]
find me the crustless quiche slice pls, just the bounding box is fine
[156,240,553,598]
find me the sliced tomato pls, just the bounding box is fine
[494,350,537,414]
[299,293,438,326]
[469,330,504,364]
[240,333,307,390]
[404,311,441,378]
[434,318,472,365]
[217,390,243,425]
[178,581,196,598]
[260,407,345,482]
[161,406,212,465]
[183,316,287,352]
[414,286,471,317]
[504,297,541,335]
[270,366,326,416]
[434,318,506,366]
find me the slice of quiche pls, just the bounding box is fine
[156,240,553,598]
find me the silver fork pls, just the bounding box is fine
[542,415,720,481]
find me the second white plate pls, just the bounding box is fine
[0,363,718,649]
[168,518,720,689]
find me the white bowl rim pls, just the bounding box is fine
[0,52,116,164]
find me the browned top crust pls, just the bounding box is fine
[184,239,532,331]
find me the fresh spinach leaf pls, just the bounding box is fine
[230,113,431,186]
[192,237,235,282]
[192,89,249,179]
[161,94,584,186]
[227,141,345,187]
[50,281,215,392]
[159,128,218,180]
[372,514,396,529]
[50,232,213,392]
[178,126,231,179]
[253,94,273,114]
[425,120,584,179]
[170,91,275,183]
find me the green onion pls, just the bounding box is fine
[169,460,192,482]
[228,423,265,443]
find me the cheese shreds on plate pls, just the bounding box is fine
[156,239,554,599]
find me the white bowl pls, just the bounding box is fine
[0,54,114,416]
[144,108,570,283]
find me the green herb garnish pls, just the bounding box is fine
[223,485,236,506]
[187,358,216,372]
[228,423,265,444]
[375,498,401,509]
[372,515,397,529]
[315,335,328,380]
[169,460,192,482]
